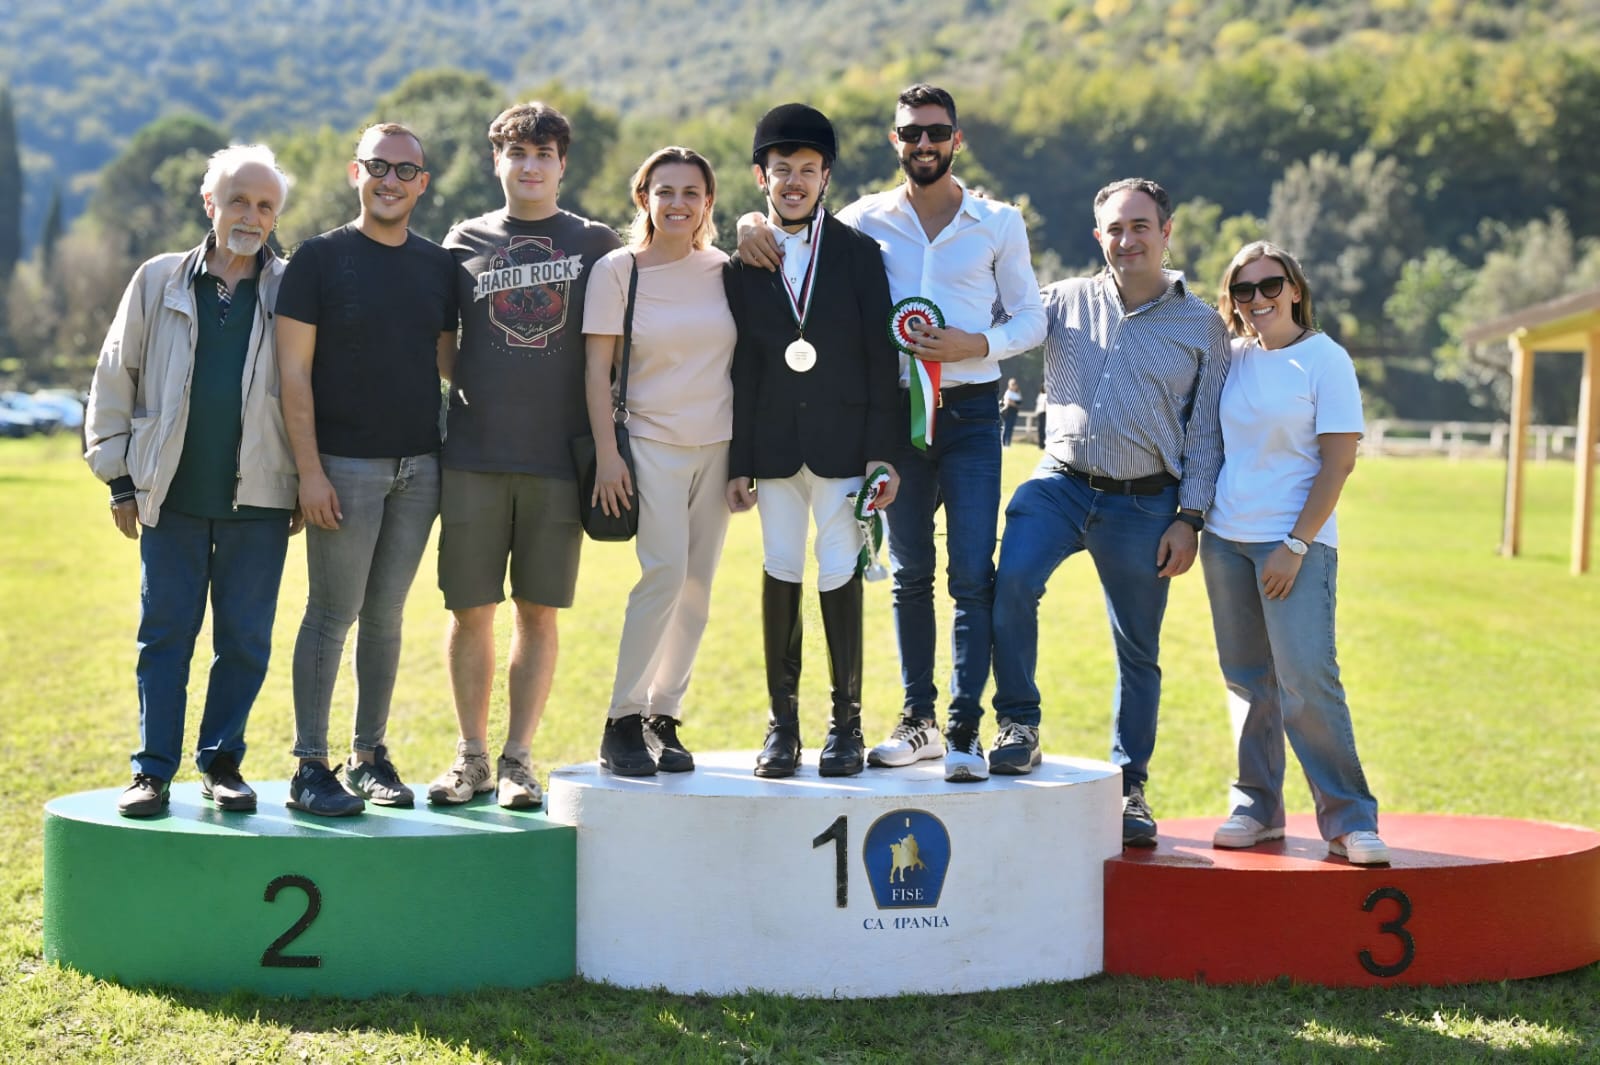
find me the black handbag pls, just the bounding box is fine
[572,256,640,541]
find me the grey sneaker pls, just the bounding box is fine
[988,719,1041,776]
[286,761,364,817]
[1122,784,1157,847]
[344,745,415,807]
[496,753,544,809]
[427,745,493,805]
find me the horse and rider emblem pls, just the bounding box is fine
[863,808,950,909]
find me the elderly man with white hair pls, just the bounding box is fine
[85,143,302,818]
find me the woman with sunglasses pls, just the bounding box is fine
[581,146,737,776]
[1202,241,1389,865]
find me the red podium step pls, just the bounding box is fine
[1105,814,1600,986]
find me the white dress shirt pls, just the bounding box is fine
[838,183,1045,388]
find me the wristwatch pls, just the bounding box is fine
[1282,536,1309,556]
[1173,510,1204,533]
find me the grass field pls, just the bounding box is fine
[1,434,1596,1063]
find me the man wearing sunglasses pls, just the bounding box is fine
[990,178,1230,846]
[276,122,459,816]
[739,84,1045,785]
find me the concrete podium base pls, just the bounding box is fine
[1105,813,1600,986]
[43,784,575,997]
[546,752,1122,997]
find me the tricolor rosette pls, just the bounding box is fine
[889,297,945,450]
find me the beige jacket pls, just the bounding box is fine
[84,241,297,525]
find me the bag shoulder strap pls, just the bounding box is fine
[615,254,640,413]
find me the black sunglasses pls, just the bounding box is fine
[895,123,955,144]
[356,157,425,182]
[1228,275,1288,303]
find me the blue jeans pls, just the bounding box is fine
[292,454,439,759]
[883,388,1001,725]
[991,461,1176,791]
[1199,533,1379,840]
[134,510,290,780]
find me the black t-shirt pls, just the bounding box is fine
[442,209,622,476]
[276,224,458,458]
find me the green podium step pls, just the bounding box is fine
[43,783,575,998]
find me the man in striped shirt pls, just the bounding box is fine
[989,178,1230,848]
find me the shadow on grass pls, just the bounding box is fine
[139,967,1599,1063]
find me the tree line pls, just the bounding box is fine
[5,7,1600,422]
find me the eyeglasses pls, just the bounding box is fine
[1228,275,1288,303]
[895,123,955,144]
[356,157,424,182]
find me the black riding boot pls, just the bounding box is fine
[818,573,865,777]
[754,573,804,778]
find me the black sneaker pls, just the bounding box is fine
[117,773,169,818]
[1122,783,1157,847]
[200,751,257,811]
[988,719,1041,776]
[643,716,695,773]
[599,714,657,777]
[344,745,415,806]
[286,761,365,817]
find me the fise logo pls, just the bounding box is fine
[863,809,950,910]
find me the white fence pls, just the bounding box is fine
[1363,420,1591,461]
[1013,414,1589,461]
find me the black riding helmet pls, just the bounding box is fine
[751,103,838,167]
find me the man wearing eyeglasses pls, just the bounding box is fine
[739,84,1045,785]
[276,122,459,816]
[990,178,1230,846]
[424,103,622,810]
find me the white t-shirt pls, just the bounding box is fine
[1206,332,1364,547]
[583,246,736,447]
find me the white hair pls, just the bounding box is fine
[200,144,291,211]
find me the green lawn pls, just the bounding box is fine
[2,435,1596,1062]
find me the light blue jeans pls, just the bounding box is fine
[1199,532,1379,840]
[291,454,439,759]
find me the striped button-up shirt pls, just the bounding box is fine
[1041,270,1230,512]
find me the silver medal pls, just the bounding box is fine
[785,337,817,373]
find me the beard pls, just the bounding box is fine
[225,228,264,256]
[899,149,953,187]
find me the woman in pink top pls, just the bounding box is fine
[582,146,738,776]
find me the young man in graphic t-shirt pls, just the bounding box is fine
[425,102,622,809]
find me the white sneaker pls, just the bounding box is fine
[496,753,543,810]
[426,745,493,805]
[1329,830,1391,865]
[942,721,989,782]
[867,716,944,768]
[1212,813,1285,849]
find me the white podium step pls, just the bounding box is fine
[547,752,1121,997]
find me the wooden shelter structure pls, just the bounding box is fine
[1461,289,1600,574]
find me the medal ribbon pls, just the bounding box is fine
[908,359,940,450]
[852,464,893,580]
[779,215,824,337]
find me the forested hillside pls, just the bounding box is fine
[4,0,1600,419]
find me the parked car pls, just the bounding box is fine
[0,391,65,434]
